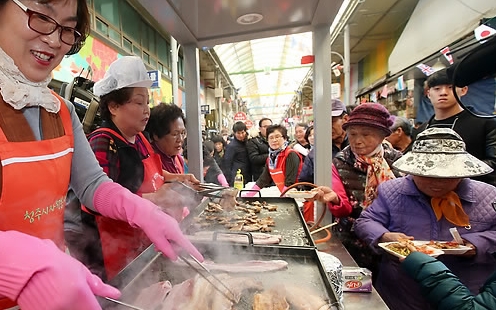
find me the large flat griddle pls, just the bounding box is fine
[181,196,315,247]
[104,243,342,310]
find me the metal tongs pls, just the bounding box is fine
[178,253,249,306]
[168,181,239,210]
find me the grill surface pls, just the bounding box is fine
[105,244,341,310]
[181,197,315,247]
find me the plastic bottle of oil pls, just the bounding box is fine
[233,169,244,190]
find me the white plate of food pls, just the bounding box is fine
[285,188,318,199]
[378,241,444,259]
[414,240,472,255]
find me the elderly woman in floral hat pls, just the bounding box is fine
[354,127,496,310]
[312,102,403,276]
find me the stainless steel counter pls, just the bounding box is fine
[316,234,389,310]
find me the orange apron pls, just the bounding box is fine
[268,147,313,221]
[90,129,164,280]
[0,99,73,309]
[268,147,303,192]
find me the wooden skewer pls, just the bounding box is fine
[310,222,338,235]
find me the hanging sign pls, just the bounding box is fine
[147,70,161,88]
[200,105,210,114]
[234,111,247,121]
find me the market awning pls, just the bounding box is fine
[388,0,496,76]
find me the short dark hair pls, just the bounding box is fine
[259,117,272,127]
[426,68,452,88]
[146,102,185,138]
[304,125,314,144]
[98,87,134,121]
[211,135,225,145]
[232,121,247,132]
[267,124,288,139]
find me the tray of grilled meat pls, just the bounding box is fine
[102,243,341,310]
[180,196,315,248]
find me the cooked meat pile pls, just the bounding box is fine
[194,200,278,233]
[132,274,331,310]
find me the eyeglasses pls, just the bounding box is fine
[168,131,187,140]
[268,135,283,141]
[12,0,82,46]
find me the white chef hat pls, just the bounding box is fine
[93,56,153,97]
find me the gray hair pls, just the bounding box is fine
[391,116,413,137]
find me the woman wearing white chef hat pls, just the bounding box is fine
[0,1,202,309]
[65,56,200,282]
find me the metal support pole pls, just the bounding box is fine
[313,24,333,224]
[183,44,203,181]
[171,37,179,105]
[344,25,351,107]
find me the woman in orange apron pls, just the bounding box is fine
[65,56,199,281]
[0,4,201,308]
[246,124,303,197]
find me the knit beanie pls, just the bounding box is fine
[342,102,393,136]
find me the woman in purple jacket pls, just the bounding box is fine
[354,127,496,310]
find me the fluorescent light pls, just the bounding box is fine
[329,0,361,45]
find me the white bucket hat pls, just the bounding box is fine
[93,56,153,97]
[393,127,493,178]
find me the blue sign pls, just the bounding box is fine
[147,70,160,88]
[201,105,210,114]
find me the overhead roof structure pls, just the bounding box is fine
[134,0,420,123]
[133,0,342,123]
[214,33,313,122]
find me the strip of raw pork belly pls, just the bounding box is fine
[284,285,330,310]
[173,259,288,273]
[188,231,282,244]
[253,286,290,310]
[132,281,173,309]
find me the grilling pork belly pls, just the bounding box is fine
[187,231,282,245]
[143,274,263,310]
[172,259,289,273]
[253,286,290,310]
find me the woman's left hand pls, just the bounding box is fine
[163,170,200,184]
[459,240,476,257]
[312,186,340,205]
[176,173,200,184]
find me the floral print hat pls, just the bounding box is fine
[392,127,493,178]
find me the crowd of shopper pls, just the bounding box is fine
[0,1,494,308]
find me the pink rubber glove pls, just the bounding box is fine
[93,181,203,262]
[242,184,261,197]
[0,231,120,310]
[217,174,229,187]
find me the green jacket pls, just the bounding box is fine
[402,252,496,310]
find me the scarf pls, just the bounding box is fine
[354,144,396,207]
[0,47,59,113]
[268,141,289,169]
[431,191,470,227]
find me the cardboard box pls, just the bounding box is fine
[342,267,372,292]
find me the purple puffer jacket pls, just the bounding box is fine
[354,175,496,310]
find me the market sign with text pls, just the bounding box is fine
[233,111,247,121]
[147,70,161,88]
